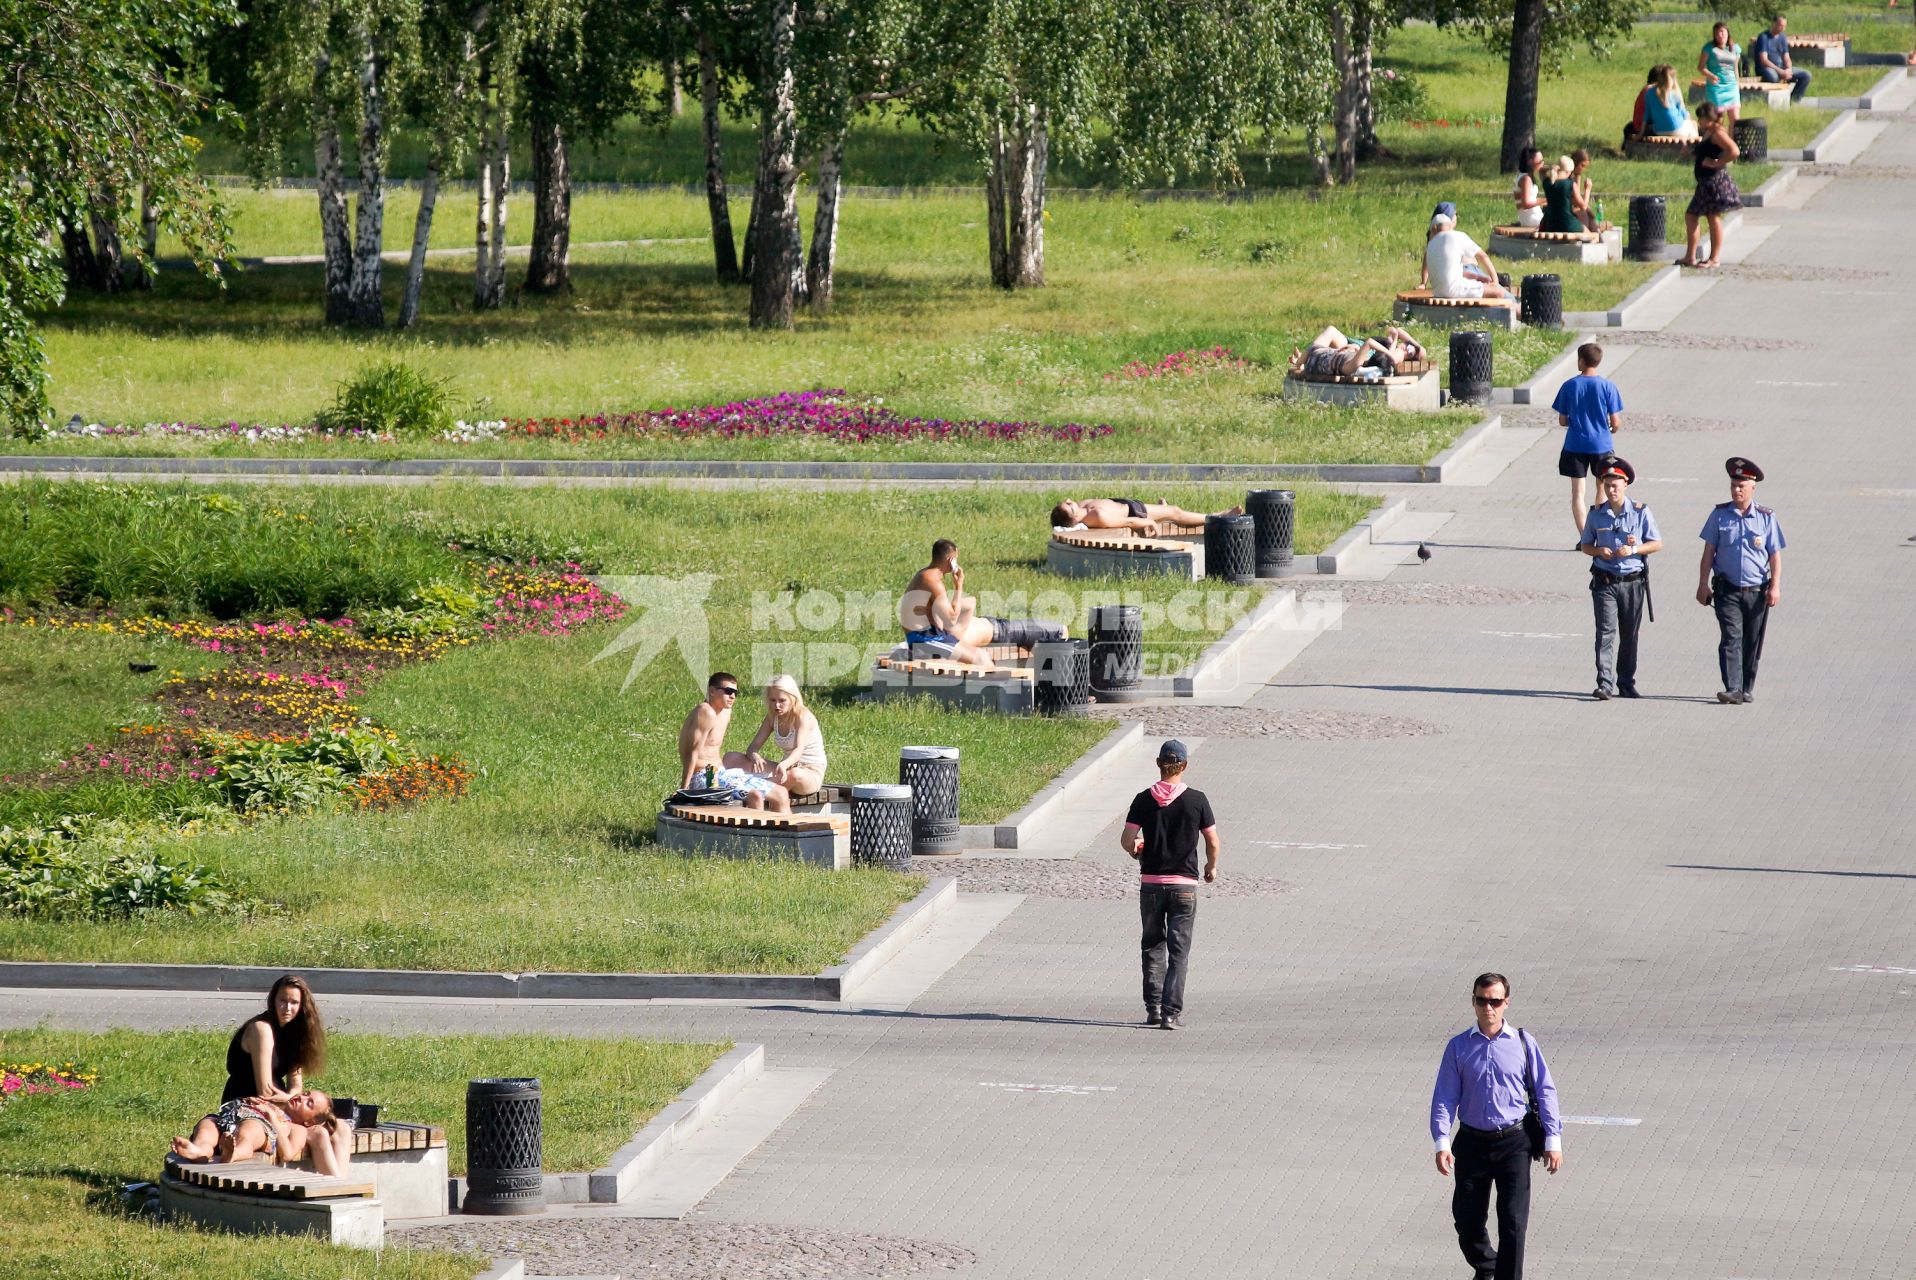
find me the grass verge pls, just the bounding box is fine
[0,1026,726,1279]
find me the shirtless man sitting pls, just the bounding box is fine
[1048,498,1241,539]
[676,670,789,812]
[899,539,1065,667]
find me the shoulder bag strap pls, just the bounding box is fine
[1520,1027,1537,1111]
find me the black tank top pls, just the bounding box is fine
[221,1014,291,1103]
[1693,136,1725,183]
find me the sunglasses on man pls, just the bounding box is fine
[1473,995,1507,1008]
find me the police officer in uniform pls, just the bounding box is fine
[1580,455,1660,700]
[1697,457,1785,704]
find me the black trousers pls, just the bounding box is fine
[1139,885,1196,1015]
[1711,575,1770,696]
[1452,1124,1532,1280]
[1590,571,1647,695]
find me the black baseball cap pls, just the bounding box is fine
[1157,739,1190,764]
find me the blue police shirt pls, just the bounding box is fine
[1699,502,1785,587]
[1551,374,1625,455]
[1582,500,1660,576]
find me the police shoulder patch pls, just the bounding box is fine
[1755,505,1773,515]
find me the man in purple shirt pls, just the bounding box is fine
[1431,973,1563,1280]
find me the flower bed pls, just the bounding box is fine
[0,1059,97,1109]
[1107,347,1255,381]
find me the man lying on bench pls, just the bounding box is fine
[1289,325,1427,381]
[1049,497,1240,538]
[900,538,1065,667]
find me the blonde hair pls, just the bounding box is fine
[1550,155,1576,182]
[1652,63,1678,101]
[764,675,806,729]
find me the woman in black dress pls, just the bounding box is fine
[221,974,327,1103]
[1681,102,1742,270]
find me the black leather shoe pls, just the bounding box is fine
[1160,1012,1182,1030]
[1741,690,1755,703]
[1592,688,1611,701]
[1717,690,1745,704]
[1143,1007,1162,1028]
[1619,687,1640,698]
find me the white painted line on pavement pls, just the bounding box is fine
[1755,380,1840,387]
[1831,964,1916,976]
[1481,630,1580,639]
[1250,840,1370,850]
[1562,1115,1643,1126]
[980,1082,1117,1096]
[1856,488,1916,498]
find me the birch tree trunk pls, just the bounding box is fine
[1307,121,1331,186]
[134,183,157,290]
[1328,7,1360,185]
[747,0,799,330]
[1005,106,1046,288]
[985,119,1010,288]
[398,153,440,328]
[314,56,353,326]
[346,30,387,328]
[698,29,740,283]
[525,110,571,293]
[473,71,510,310]
[60,221,101,292]
[805,133,844,311]
[1354,14,1381,162]
[86,190,125,294]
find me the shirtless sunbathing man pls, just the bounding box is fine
[900,539,1065,667]
[1048,498,1241,539]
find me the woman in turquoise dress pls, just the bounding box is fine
[1698,22,1742,123]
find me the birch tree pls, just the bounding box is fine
[1,0,235,434]
[747,0,801,328]
[397,2,487,328]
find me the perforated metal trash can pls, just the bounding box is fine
[897,746,960,856]
[1204,514,1256,585]
[1246,489,1295,578]
[1088,603,1144,703]
[465,1077,544,1215]
[1628,195,1667,262]
[1520,274,1562,329]
[1733,116,1767,164]
[852,783,915,869]
[1032,637,1090,717]
[1448,330,1494,405]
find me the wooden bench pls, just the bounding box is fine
[160,1154,385,1247]
[1392,289,1521,331]
[1622,132,1695,161]
[1785,33,1847,68]
[657,801,852,868]
[1488,224,1623,265]
[1282,357,1441,410]
[1047,527,1204,579]
[869,652,1041,714]
[1690,76,1793,109]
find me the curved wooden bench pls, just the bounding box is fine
[1393,290,1521,330]
[1690,76,1793,108]
[1623,133,1695,161]
[658,803,851,868]
[667,803,849,832]
[1489,223,1623,265]
[160,1155,384,1248]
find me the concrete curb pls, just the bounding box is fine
[1498,335,1586,406]
[1742,165,1798,208]
[1560,262,1683,328]
[819,877,957,998]
[587,1043,765,1203]
[956,720,1143,850]
[1802,67,1908,110]
[1313,497,1412,574]
[0,452,1462,486]
[0,881,956,1002]
[1771,108,1858,162]
[471,1261,525,1280]
[1426,417,1503,483]
[1148,586,1297,698]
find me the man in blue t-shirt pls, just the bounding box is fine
[1753,16,1811,101]
[1551,342,1625,545]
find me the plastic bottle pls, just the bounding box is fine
[1595,198,1607,228]
[704,763,716,788]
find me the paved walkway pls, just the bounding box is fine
[7,107,1916,1279]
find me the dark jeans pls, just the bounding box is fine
[1452,1124,1532,1280]
[1590,571,1647,695]
[1712,575,1771,696]
[1139,885,1196,1015]
[1759,65,1812,100]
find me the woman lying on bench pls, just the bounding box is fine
[1289,326,1426,381]
[173,1089,351,1175]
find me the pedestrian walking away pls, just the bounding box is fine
[1432,973,1563,1280]
[1121,739,1219,1030]
[1698,456,1785,704]
[1580,455,1661,699]
[1552,343,1625,544]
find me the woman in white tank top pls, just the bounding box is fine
[1513,147,1546,229]
[742,674,827,799]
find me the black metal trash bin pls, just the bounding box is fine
[1088,603,1144,703]
[1733,116,1767,164]
[1520,274,1563,329]
[1245,489,1295,578]
[1032,637,1090,717]
[465,1077,544,1215]
[1628,195,1667,262]
[897,746,960,855]
[852,783,915,869]
[1204,514,1256,585]
[1448,330,1494,405]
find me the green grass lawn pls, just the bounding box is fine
[0,1026,724,1279]
[0,480,1372,972]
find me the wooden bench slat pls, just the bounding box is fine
[667,802,848,832]
[1395,290,1519,309]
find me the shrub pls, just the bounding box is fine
[399,511,605,571]
[317,361,458,437]
[1374,67,1433,123]
[208,726,411,814]
[0,817,249,921]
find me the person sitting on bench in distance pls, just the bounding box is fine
[1540,155,1586,234]
[724,674,827,808]
[900,539,1065,667]
[678,670,787,811]
[1421,204,1507,300]
[1288,325,1427,381]
[1049,497,1242,537]
[172,1089,350,1176]
[1644,64,1698,139]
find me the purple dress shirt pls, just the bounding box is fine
[1430,1023,1562,1153]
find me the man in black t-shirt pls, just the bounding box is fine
[1120,739,1221,1030]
